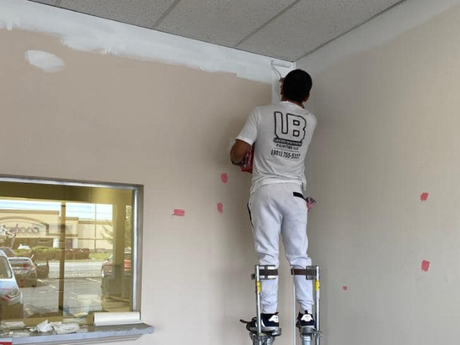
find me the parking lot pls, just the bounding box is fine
[21,261,105,317]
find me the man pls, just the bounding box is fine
[231,69,317,331]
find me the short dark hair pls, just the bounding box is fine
[282,69,312,103]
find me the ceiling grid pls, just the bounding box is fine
[28,0,407,61]
[152,0,182,28]
[233,0,303,49]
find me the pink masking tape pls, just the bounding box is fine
[421,260,430,272]
[217,203,224,214]
[173,209,185,217]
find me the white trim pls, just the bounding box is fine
[0,0,293,84]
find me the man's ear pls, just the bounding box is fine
[303,94,310,103]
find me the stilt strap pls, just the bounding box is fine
[251,269,278,280]
[290,267,317,279]
[259,268,278,276]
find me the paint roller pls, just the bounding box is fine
[271,61,283,80]
[270,60,294,105]
[271,60,294,80]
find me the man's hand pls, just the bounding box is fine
[306,197,316,212]
[230,139,251,165]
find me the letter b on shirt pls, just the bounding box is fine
[274,112,306,144]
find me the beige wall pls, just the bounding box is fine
[0,29,273,344]
[298,5,460,345]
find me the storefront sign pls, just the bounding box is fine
[0,219,49,237]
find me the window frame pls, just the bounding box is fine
[0,174,145,325]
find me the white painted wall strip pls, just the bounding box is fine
[297,0,460,75]
[25,50,65,73]
[0,0,293,84]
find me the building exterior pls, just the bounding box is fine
[0,209,112,251]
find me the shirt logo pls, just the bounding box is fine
[273,112,306,147]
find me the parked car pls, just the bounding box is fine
[0,251,24,319]
[101,252,131,278]
[17,244,31,250]
[8,257,38,288]
[0,247,16,258]
[34,259,50,279]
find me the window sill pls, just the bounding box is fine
[3,323,154,345]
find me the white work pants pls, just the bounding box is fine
[248,183,313,314]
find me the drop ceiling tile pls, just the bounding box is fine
[156,0,297,48]
[238,0,404,61]
[58,0,178,29]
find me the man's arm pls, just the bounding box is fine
[230,139,251,165]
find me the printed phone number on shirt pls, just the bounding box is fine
[271,149,301,160]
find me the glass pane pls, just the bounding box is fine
[0,181,136,325]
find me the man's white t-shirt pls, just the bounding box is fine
[236,101,317,195]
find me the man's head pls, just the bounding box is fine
[281,69,312,104]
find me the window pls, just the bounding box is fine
[0,176,143,328]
